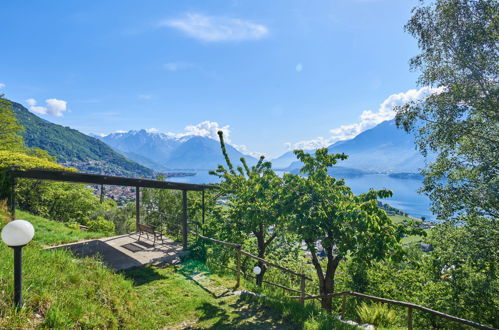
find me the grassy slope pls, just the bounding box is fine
[16,210,107,246]
[389,215,425,244]
[1,211,353,329]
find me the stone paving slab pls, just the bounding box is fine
[46,233,187,271]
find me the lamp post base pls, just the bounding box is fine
[12,245,24,309]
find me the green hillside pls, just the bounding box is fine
[10,101,154,178]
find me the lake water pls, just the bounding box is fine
[168,170,433,220]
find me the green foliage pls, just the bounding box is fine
[0,98,25,152]
[281,148,405,311]
[16,180,102,225]
[395,0,499,220]
[9,100,154,178]
[356,302,397,327]
[209,130,287,285]
[421,217,498,327]
[87,216,115,234]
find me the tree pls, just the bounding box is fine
[210,131,284,286]
[421,216,498,327]
[0,98,25,152]
[395,0,499,219]
[281,149,403,312]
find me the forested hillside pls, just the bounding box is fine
[11,101,154,177]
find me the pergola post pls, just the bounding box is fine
[201,189,205,234]
[182,190,188,249]
[100,184,105,203]
[135,186,140,230]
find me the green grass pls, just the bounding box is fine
[1,210,355,329]
[389,215,425,244]
[15,210,107,246]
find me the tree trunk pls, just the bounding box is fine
[255,230,267,286]
[319,273,335,312]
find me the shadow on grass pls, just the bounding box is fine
[176,260,233,299]
[195,294,299,329]
[121,265,167,286]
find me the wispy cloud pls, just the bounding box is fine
[138,94,153,100]
[0,83,5,89]
[286,87,442,150]
[26,98,68,117]
[160,13,268,42]
[163,61,197,71]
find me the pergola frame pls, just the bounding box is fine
[7,167,217,250]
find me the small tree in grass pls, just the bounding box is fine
[282,148,404,312]
[210,131,284,286]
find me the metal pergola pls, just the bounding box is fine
[6,167,217,249]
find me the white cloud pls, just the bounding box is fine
[295,63,303,72]
[26,98,68,117]
[232,143,265,158]
[176,120,230,141]
[286,87,442,150]
[107,121,262,157]
[0,83,5,89]
[160,13,268,42]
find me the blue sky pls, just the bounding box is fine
[1,0,425,158]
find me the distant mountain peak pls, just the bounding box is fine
[97,129,256,171]
[280,119,428,174]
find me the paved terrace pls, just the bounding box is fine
[47,234,187,271]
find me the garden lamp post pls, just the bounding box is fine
[1,220,35,309]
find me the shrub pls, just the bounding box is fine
[87,217,115,234]
[356,302,397,327]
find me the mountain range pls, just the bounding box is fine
[10,98,427,177]
[281,119,429,175]
[96,130,257,171]
[11,101,154,178]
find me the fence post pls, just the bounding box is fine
[235,245,242,289]
[182,190,188,250]
[300,275,306,305]
[135,186,140,230]
[408,307,413,330]
[341,295,347,319]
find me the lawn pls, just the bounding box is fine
[0,210,355,329]
[15,210,107,246]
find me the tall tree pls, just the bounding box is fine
[282,149,404,312]
[0,97,25,151]
[210,131,284,286]
[395,0,499,219]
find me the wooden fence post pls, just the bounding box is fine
[408,307,413,330]
[182,190,188,250]
[300,275,306,305]
[201,189,205,235]
[341,295,347,319]
[235,245,241,289]
[135,186,140,231]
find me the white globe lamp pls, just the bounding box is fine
[253,265,262,275]
[1,220,35,309]
[1,220,35,247]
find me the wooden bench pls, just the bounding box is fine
[137,223,164,246]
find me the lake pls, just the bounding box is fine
[168,170,434,220]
